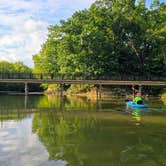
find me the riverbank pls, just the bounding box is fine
[1,85,164,102]
[44,84,165,101]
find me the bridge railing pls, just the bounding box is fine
[0,72,165,81]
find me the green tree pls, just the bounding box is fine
[0,61,42,92]
[33,0,166,79]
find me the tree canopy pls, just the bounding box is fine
[0,61,32,73]
[33,0,166,78]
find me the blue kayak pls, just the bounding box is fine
[126,101,148,108]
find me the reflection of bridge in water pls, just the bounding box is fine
[0,95,110,116]
[0,95,95,112]
[0,73,165,96]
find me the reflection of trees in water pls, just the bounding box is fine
[123,109,166,165]
[0,109,26,122]
[0,95,26,109]
[32,112,166,166]
[120,136,166,166]
[32,112,98,164]
[161,95,166,106]
[0,95,44,109]
[36,95,96,110]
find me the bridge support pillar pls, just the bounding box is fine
[96,85,99,100]
[24,95,28,110]
[99,84,102,99]
[25,82,28,96]
[139,85,142,94]
[96,84,102,99]
[60,83,64,97]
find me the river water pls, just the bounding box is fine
[0,94,166,166]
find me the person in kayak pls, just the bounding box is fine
[133,92,143,104]
[131,85,139,97]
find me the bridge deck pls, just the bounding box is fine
[0,79,165,86]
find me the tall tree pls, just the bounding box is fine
[33,0,166,78]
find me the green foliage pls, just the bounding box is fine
[45,84,61,94]
[0,61,32,73]
[0,61,42,92]
[33,0,166,78]
[67,84,94,94]
[13,62,32,73]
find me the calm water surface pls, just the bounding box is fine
[0,94,166,166]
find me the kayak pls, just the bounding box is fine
[126,101,148,108]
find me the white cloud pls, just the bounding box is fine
[0,0,95,67]
[0,19,48,66]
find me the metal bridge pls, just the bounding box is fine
[0,73,165,95]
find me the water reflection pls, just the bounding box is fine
[126,108,147,126]
[0,95,166,166]
[131,109,141,126]
[31,111,166,166]
[0,116,68,166]
[0,94,127,111]
[32,112,98,162]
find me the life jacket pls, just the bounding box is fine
[133,96,143,104]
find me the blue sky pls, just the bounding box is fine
[146,0,166,6]
[0,0,165,67]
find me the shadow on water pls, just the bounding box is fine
[0,95,166,165]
